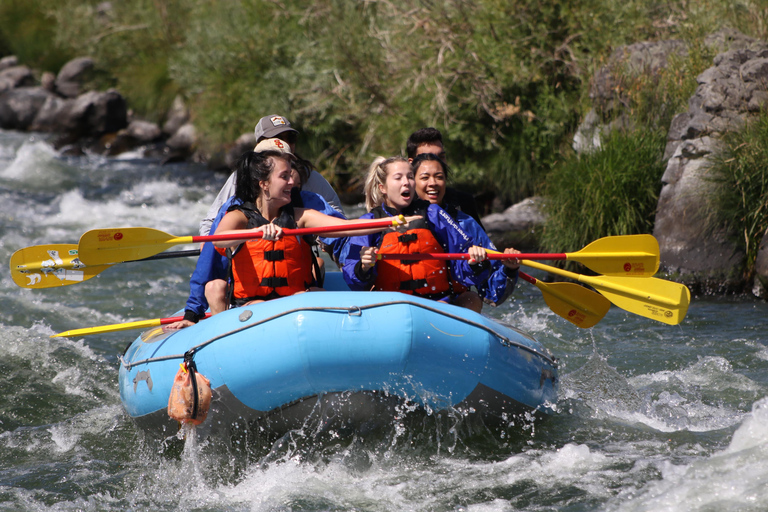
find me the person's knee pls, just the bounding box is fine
[205,279,227,296]
[455,291,482,313]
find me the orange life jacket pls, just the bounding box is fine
[218,203,314,304]
[371,203,452,298]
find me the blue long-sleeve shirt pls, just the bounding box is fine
[453,210,518,306]
[341,202,490,293]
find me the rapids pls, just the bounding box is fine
[1,130,767,511]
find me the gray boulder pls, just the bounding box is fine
[483,196,546,251]
[55,57,95,98]
[31,89,128,138]
[0,87,54,130]
[0,55,19,72]
[101,119,164,156]
[121,119,162,142]
[0,66,35,94]
[162,95,189,136]
[70,89,128,136]
[755,229,768,299]
[575,39,688,153]
[653,36,768,293]
[29,95,74,132]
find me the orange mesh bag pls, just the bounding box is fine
[167,359,212,425]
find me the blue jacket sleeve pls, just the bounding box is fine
[456,212,517,306]
[184,197,241,320]
[427,204,491,290]
[341,212,380,290]
[300,191,351,266]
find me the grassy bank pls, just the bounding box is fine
[707,110,768,280]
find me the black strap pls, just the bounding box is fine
[400,279,428,291]
[184,352,199,421]
[260,276,289,288]
[263,249,285,261]
[225,247,235,308]
[398,233,418,243]
[311,246,324,288]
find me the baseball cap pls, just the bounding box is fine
[253,115,298,142]
[253,137,294,154]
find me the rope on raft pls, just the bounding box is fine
[119,299,558,370]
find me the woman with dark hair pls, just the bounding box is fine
[213,151,417,308]
[412,153,520,307]
[342,156,491,313]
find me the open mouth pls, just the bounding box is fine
[400,189,411,200]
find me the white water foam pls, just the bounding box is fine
[37,182,210,234]
[562,353,752,434]
[606,397,768,512]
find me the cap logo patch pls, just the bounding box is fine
[270,116,287,127]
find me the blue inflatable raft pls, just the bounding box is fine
[119,275,558,437]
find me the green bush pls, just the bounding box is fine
[707,110,768,278]
[0,0,73,71]
[540,128,667,253]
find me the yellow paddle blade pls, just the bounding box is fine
[10,244,112,289]
[79,227,192,265]
[522,260,691,325]
[52,318,164,338]
[568,234,659,276]
[535,281,611,329]
[582,275,690,325]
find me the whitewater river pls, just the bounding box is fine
[1,129,767,511]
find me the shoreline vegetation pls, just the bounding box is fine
[1,0,768,298]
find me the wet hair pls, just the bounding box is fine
[363,156,410,211]
[292,156,313,188]
[406,127,443,159]
[411,152,451,180]
[234,150,294,203]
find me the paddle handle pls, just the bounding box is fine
[191,216,406,244]
[376,252,566,261]
[52,313,212,338]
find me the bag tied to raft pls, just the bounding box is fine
[167,358,211,425]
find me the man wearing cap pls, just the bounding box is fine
[199,115,343,236]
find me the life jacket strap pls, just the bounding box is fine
[263,249,285,261]
[260,277,289,288]
[400,279,428,291]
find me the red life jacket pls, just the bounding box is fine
[370,203,452,298]
[218,203,314,304]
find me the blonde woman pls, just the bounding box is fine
[342,156,491,312]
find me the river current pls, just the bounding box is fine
[1,130,767,511]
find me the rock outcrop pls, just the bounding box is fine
[655,33,768,293]
[0,56,199,161]
[575,29,768,295]
[483,196,546,251]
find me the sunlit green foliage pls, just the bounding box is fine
[0,0,72,71]
[539,128,667,254]
[707,110,768,279]
[0,0,766,210]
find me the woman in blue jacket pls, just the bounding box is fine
[412,152,521,307]
[342,156,490,312]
